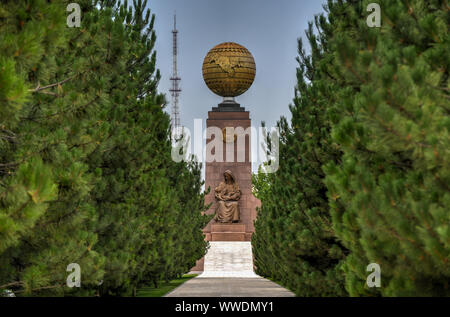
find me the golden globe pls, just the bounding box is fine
[202,42,256,98]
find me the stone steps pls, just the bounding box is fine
[198,241,259,278]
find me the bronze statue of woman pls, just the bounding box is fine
[214,170,241,223]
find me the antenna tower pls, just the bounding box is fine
[170,14,181,129]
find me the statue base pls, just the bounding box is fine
[209,223,247,242]
[211,98,246,112]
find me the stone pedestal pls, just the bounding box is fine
[191,102,261,272]
[211,223,246,241]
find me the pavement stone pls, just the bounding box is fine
[165,277,295,297]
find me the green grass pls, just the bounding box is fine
[136,274,198,297]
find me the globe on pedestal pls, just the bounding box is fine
[202,42,256,98]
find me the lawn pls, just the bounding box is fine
[136,274,198,297]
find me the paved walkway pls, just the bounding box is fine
[165,277,295,297]
[166,241,295,297]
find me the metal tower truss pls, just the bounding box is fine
[170,14,181,130]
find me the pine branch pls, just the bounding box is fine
[30,96,99,120]
[0,161,21,168]
[0,134,16,142]
[29,76,75,93]
[13,284,65,294]
[0,281,24,289]
[0,127,16,136]
[36,91,59,97]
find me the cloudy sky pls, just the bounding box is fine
[148,0,327,172]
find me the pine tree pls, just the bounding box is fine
[0,0,104,295]
[0,0,60,256]
[322,0,450,296]
[83,0,207,295]
[255,0,449,297]
[167,159,210,279]
[252,16,349,296]
[1,0,209,296]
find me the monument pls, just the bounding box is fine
[192,42,261,274]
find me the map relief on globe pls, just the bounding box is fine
[202,42,256,98]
